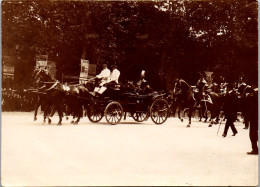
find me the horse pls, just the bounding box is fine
[173,78,222,127]
[173,78,196,127]
[31,68,54,123]
[32,68,66,125]
[62,83,93,124]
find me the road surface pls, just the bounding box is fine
[1,112,258,186]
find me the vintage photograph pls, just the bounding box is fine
[1,0,258,186]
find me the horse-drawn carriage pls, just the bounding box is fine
[87,88,169,125]
[31,68,170,125]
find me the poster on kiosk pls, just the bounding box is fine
[79,59,89,84]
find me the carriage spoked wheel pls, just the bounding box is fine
[104,101,123,125]
[131,112,149,122]
[150,98,169,125]
[87,105,104,123]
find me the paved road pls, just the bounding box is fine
[1,112,258,186]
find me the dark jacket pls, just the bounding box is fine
[223,91,238,121]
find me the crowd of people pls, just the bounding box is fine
[2,88,36,112]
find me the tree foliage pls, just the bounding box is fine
[2,0,258,89]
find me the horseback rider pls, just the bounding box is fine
[194,72,208,107]
[197,72,207,92]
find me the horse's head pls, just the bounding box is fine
[32,67,55,83]
[173,79,182,95]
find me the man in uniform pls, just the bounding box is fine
[194,72,208,107]
[94,64,111,95]
[136,70,148,92]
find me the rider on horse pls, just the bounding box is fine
[194,72,208,107]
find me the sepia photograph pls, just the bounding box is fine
[1,0,258,186]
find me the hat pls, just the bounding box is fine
[102,64,108,67]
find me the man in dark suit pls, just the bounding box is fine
[222,85,238,137]
[247,88,258,155]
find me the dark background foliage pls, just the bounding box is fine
[2,0,258,90]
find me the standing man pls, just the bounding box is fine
[222,85,238,137]
[238,82,250,129]
[247,88,258,155]
[94,64,111,94]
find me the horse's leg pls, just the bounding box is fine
[124,112,127,120]
[208,110,214,127]
[34,101,41,121]
[199,109,202,122]
[177,108,183,122]
[57,104,63,125]
[48,104,56,124]
[215,111,220,124]
[42,100,49,124]
[74,105,82,125]
[204,111,208,123]
[42,104,47,124]
[70,102,76,124]
[187,108,192,127]
[187,109,191,127]
[172,104,177,117]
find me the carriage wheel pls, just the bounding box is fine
[150,98,169,125]
[104,101,123,125]
[87,105,104,123]
[131,112,149,122]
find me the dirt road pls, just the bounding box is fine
[1,112,258,186]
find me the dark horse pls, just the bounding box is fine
[173,78,221,127]
[33,68,93,125]
[31,68,54,123]
[173,78,196,127]
[63,83,93,124]
[32,68,64,125]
